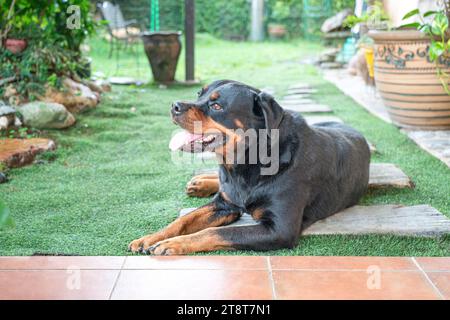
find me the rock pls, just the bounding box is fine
[94,79,111,92]
[41,77,100,113]
[0,138,56,168]
[321,9,352,33]
[0,172,7,184]
[17,101,75,129]
[0,105,16,130]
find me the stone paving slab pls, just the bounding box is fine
[0,138,56,168]
[282,104,332,113]
[181,205,450,237]
[405,130,450,168]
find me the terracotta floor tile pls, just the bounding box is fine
[123,256,267,270]
[0,270,119,300]
[270,256,416,271]
[415,257,450,271]
[426,272,450,299]
[0,256,125,270]
[272,270,439,300]
[111,270,272,300]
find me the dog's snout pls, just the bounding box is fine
[171,102,189,116]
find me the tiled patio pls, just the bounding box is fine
[0,256,448,300]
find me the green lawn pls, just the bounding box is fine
[0,34,449,256]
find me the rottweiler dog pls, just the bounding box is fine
[128,80,370,255]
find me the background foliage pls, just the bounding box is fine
[101,0,355,39]
[0,0,96,99]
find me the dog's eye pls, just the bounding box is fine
[210,103,222,111]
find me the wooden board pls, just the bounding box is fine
[194,163,411,190]
[286,88,318,95]
[369,163,412,189]
[281,104,332,113]
[304,116,343,125]
[180,205,450,237]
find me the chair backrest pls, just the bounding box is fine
[97,1,127,30]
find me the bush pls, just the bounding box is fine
[0,0,96,100]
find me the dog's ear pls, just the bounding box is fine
[255,92,284,132]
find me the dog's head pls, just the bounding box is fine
[169,80,284,154]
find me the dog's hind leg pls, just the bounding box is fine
[186,173,219,197]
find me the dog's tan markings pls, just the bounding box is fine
[251,208,265,221]
[234,119,244,128]
[220,191,231,203]
[210,91,220,100]
[186,175,219,197]
[128,204,238,253]
[149,228,235,255]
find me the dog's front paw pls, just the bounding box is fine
[148,239,186,256]
[128,235,160,254]
[186,176,218,197]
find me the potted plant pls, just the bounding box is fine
[369,0,450,130]
[0,0,27,54]
[267,2,289,39]
[141,0,182,84]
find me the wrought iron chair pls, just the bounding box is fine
[97,1,141,58]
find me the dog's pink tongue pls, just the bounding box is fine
[169,130,202,151]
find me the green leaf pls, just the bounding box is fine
[400,22,420,29]
[402,9,420,20]
[423,11,438,18]
[0,200,15,230]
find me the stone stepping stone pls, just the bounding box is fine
[406,130,450,168]
[286,88,318,95]
[304,116,343,125]
[0,138,56,168]
[288,83,312,90]
[180,205,450,237]
[369,163,412,189]
[193,163,411,190]
[282,104,332,113]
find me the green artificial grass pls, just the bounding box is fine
[0,34,449,256]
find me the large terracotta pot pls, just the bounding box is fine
[141,32,182,84]
[370,30,450,130]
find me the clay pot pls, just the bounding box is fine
[268,24,287,39]
[141,32,182,84]
[370,30,450,130]
[5,38,27,54]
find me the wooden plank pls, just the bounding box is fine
[288,83,312,90]
[406,130,450,168]
[180,205,450,237]
[369,163,412,189]
[286,88,318,95]
[282,104,332,113]
[303,205,450,236]
[304,116,343,125]
[280,97,314,103]
[194,163,411,190]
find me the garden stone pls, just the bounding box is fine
[0,105,17,130]
[42,78,100,114]
[0,138,56,168]
[0,172,7,184]
[17,102,75,129]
